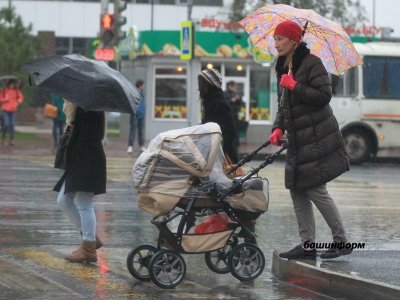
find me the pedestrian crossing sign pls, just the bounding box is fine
[180,21,193,61]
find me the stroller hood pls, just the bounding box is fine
[132,123,269,216]
[133,122,222,190]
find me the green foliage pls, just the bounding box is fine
[14,131,44,141]
[230,0,247,22]
[106,129,120,139]
[0,6,41,106]
[0,6,38,75]
[230,0,368,28]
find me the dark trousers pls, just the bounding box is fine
[1,111,16,140]
[53,119,65,146]
[128,114,145,147]
[290,184,347,244]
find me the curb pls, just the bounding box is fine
[271,249,400,300]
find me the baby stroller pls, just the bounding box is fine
[127,123,287,288]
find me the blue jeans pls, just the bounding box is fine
[57,182,96,241]
[2,111,16,140]
[53,119,65,146]
[128,114,145,147]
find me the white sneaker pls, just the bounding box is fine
[127,146,133,153]
[140,146,146,152]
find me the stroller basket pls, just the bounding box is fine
[151,204,238,253]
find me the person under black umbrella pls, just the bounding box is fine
[53,100,105,263]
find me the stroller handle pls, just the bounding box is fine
[226,139,288,175]
[219,141,288,200]
[226,140,271,175]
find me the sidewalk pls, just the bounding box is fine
[272,247,400,300]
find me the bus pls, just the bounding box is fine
[329,42,400,163]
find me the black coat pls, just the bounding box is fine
[273,43,349,190]
[224,90,244,123]
[201,87,239,163]
[53,108,106,195]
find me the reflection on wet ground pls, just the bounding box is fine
[1,155,399,298]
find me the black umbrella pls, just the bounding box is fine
[0,75,18,81]
[24,54,141,113]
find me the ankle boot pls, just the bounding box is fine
[65,241,97,263]
[79,232,103,249]
[95,235,103,250]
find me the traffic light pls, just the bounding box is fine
[100,13,115,48]
[113,0,127,43]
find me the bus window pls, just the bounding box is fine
[331,67,357,97]
[345,67,358,96]
[331,74,344,95]
[363,56,400,99]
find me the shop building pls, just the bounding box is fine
[120,30,276,143]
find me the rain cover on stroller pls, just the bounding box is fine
[132,123,269,216]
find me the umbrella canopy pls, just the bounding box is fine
[240,4,362,75]
[24,54,142,113]
[0,75,18,82]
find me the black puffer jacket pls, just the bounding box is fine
[53,107,106,195]
[202,87,239,163]
[273,43,349,190]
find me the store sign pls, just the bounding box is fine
[139,31,251,59]
[345,25,381,36]
[200,18,242,31]
[180,21,193,61]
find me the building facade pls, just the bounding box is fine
[2,0,276,142]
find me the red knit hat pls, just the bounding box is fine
[273,20,303,42]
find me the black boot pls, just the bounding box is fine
[320,246,352,259]
[279,245,317,259]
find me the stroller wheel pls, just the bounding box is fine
[228,243,265,281]
[148,250,186,289]
[127,243,158,281]
[205,235,238,274]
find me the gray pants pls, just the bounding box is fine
[290,184,347,244]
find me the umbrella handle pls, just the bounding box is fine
[302,20,309,36]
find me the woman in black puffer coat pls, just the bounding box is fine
[269,20,351,260]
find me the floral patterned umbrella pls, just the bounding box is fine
[239,4,362,75]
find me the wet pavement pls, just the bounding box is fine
[0,141,400,298]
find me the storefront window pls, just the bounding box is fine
[156,67,187,75]
[154,67,187,119]
[201,63,221,72]
[249,65,270,121]
[225,63,246,77]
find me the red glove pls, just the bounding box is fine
[280,71,297,90]
[269,128,284,146]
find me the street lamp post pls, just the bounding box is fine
[372,0,376,37]
[187,0,193,21]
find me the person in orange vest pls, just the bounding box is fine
[0,79,24,146]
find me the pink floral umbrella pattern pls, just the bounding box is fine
[239,4,362,75]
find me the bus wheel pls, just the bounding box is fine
[343,129,371,164]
